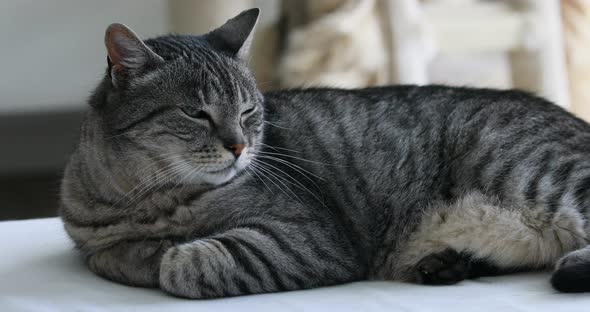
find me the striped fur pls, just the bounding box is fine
[61,10,590,298]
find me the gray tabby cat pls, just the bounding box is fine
[60,8,590,298]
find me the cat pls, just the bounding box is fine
[60,8,590,298]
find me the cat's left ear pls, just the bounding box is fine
[105,23,164,86]
[206,8,260,60]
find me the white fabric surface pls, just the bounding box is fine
[1,218,589,311]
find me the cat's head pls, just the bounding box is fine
[92,9,263,186]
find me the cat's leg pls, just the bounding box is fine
[87,239,174,287]
[413,248,529,285]
[159,226,358,298]
[383,192,588,285]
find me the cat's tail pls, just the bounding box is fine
[551,246,590,292]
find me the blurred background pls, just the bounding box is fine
[1,0,588,220]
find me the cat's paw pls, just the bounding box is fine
[415,248,469,285]
[551,247,590,292]
[555,247,590,269]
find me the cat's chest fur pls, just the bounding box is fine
[66,172,261,252]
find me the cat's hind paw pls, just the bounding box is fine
[551,247,590,292]
[415,248,469,285]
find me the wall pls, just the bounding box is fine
[0,0,170,114]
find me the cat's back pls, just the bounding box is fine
[263,85,588,136]
[260,85,590,209]
[264,85,565,115]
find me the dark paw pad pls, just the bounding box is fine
[416,249,469,285]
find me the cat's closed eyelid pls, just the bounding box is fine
[239,106,258,130]
[180,107,214,124]
[241,106,257,116]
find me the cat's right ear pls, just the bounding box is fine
[104,23,163,86]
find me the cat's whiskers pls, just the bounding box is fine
[263,121,293,130]
[254,152,324,180]
[256,150,343,167]
[116,164,183,207]
[173,165,206,189]
[116,153,186,194]
[135,160,194,194]
[123,163,192,207]
[252,158,325,207]
[253,155,325,204]
[103,130,144,140]
[245,166,274,194]
[108,154,186,208]
[117,151,182,176]
[255,154,325,189]
[249,161,297,203]
[250,159,306,206]
[255,142,302,154]
[119,160,192,207]
[251,144,328,195]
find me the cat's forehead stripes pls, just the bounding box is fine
[128,43,252,112]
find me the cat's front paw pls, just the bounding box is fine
[415,248,469,285]
[159,245,202,298]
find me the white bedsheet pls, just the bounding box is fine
[0,218,588,312]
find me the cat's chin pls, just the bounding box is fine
[200,168,239,185]
[174,156,250,187]
[182,165,241,186]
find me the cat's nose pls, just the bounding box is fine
[225,143,246,158]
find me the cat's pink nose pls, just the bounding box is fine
[227,144,245,158]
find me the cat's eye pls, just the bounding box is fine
[241,106,256,117]
[182,108,212,123]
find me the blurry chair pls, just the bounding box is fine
[383,0,570,108]
[562,0,590,121]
